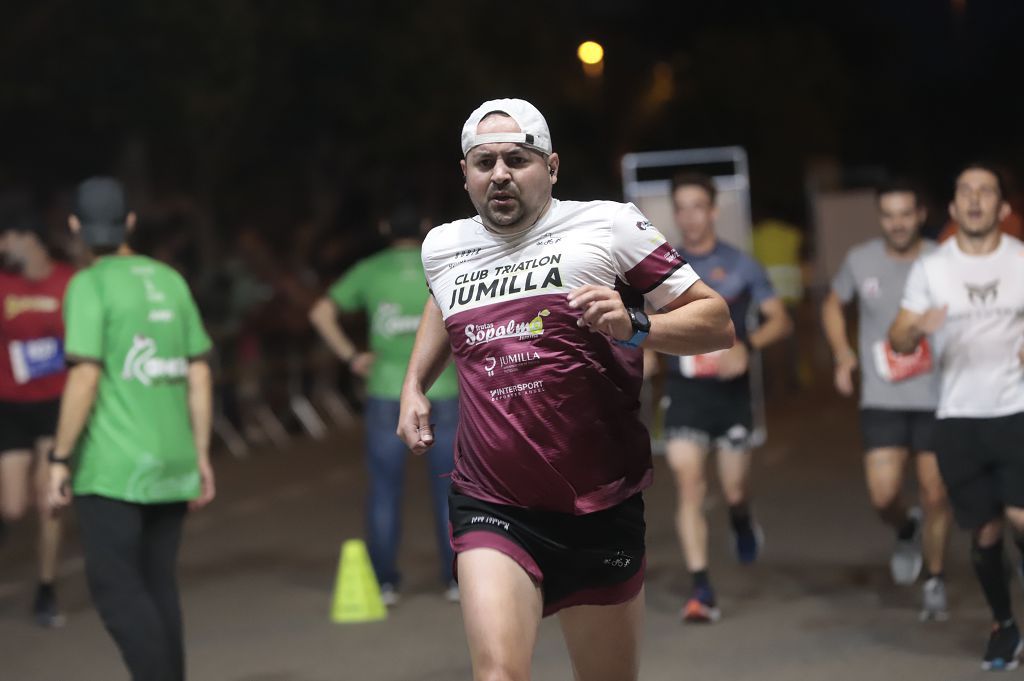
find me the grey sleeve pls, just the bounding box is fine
[831,254,857,303]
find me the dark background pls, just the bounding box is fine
[2,0,1021,242]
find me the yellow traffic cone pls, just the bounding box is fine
[331,539,387,623]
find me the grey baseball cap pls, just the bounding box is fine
[73,176,129,247]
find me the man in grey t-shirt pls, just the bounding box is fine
[821,180,951,621]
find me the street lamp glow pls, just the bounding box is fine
[577,41,604,66]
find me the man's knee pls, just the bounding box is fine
[474,666,527,681]
[677,473,706,504]
[974,518,1004,548]
[919,484,948,513]
[865,470,902,511]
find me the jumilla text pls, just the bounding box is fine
[449,255,563,309]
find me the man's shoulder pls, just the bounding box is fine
[924,237,959,262]
[0,270,20,289]
[714,239,746,258]
[1003,234,1024,255]
[50,261,76,283]
[423,216,480,253]
[143,257,191,289]
[847,237,885,262]
[561,199,641,225]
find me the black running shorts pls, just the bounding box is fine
[0,399,60,454]
[860,408,936,453]
[448,490,646,617]
[662,375,753,451]
[934,412,1024,530]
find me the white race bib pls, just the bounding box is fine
[679,349,728,379]
[9,337,65,384]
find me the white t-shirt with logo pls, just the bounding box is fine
[901,235,1024,419]
[422,199,700,514]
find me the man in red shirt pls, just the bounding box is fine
[0,212,74,627]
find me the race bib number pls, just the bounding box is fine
[679,349,728,379]
[872,337,933,383]
[9,337,65,384]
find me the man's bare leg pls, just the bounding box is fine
[458,547,543,681]
[666,439,709,572]
[558,588,644,681]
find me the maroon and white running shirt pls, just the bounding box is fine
[423,199,699,514]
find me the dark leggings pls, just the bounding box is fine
[76,495,188,681]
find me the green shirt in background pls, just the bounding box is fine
[328,245,458,400]
[64,255,212,504]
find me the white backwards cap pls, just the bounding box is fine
[461,98,552,157]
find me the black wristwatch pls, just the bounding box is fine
[613,308,651,349]
[47,449,71,466]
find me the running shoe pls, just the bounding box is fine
[919,576,949,622]
[732,519,764,565]
[890,507,923,586]
[682,584,721,623]
[982,621,1022,671]
[32,585,66,629]
[444,580,461,603]
[379,583,400,607]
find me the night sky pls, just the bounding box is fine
[1,0,1021,231]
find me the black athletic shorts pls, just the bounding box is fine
[0,399,60,454]
[448,489,646,617]
[860,408,936,452]
[663,375,753,450]
[934,412,1024,530]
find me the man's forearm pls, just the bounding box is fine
[53,364,101,458]
[749,300,792,350]
[188,361,213,461]
[821,293,854,360]
[644,297,734,355]
[309,298,359,362]
[889,313,925,354]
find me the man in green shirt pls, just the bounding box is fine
[309,202,459,604]
[47,177,214,681]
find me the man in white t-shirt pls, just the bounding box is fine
[397,99,734,681]
[890,163,1024,672]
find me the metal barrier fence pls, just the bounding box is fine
[210,340,357,458]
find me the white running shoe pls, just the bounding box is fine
[891,507,924,586]
[920,576,949,622]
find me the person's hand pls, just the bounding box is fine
[915,306,948,335]
[190,458,216,511]
[47,463,72,513]
[348,352,375,378]
[717,342,750,380]
[398,390,434,455]
[834,351,858,397]
[567,285,632,341]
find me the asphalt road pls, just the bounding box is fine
[0,387,1012,681]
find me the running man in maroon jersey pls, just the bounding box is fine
[397,99,734,681]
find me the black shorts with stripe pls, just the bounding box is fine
[448,489,646,617]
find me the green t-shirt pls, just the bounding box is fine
[64,255,213,503]
[328,245,458,400]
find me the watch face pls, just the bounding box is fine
[632,308,651,332]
